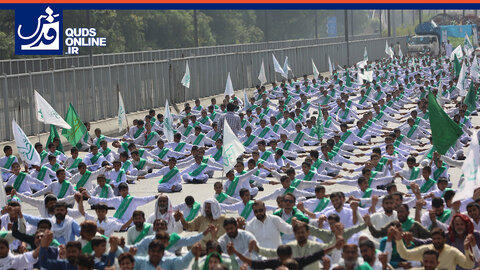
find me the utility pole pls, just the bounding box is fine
[314,11,318,39]
[193,10,199,47]
[345,10,350,66]
[264,10,269,42]
[401,10,404,25]
[393,10,397,44]
[387,10,391,37]
[379,10,382,36]
[350,10,354,37]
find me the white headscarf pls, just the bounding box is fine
[202,199,221,220]
[147,194,174,229]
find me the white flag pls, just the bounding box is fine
[453,131,480,202]
[258,60,267,85]
[399,46,403,59]
[272,54,286,77]
[164,100,175,142]
[118,92,128,132]
[181,61,191,88]
[12,119,41,166]
[224,72,234,97]
[312,59,319,79]
[357,71,363,84]
[385,40,394,59]
[464,33,474,56]
[363,47,368,61]
[457,63,467,96]
[222,119,245,173]
[471,55,479,82]
[283,56,291,73]
[34,90,71,129]
[328,56,333,76]
[451,45,464,61]
[363,70,374,82]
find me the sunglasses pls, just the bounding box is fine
[283,199,295,204]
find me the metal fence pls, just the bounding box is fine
[0,34,379,75]
[0,35,405,141]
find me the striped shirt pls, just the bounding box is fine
[219,112,241,135]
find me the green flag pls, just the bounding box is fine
[46,125,64,153]
[345,69,352,87]
[454,54,461,78]
[314,106,325,140]
[465,81,478,113]
[61,104,87,146]
[428,93,463,155]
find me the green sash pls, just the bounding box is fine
[226,177,240,196]
[243,135,256,147]
[166,233,181,250]
[95,135,106,148]
[174,142,186,152]
[258,127,271,138]
[159,167,180,184]
[58,181,71,199]
[189,163,208,177]
[402,217,415,232]
[340,131,352,142]
[37,166,48,181]
[113,195,134,219]
[241,119,247,128]
[362,188,372,198]
[303,171,315,181]
[357,127,368,138]
[185,202,201,221]
[67,158,83,170]
[313,198,330,212]
[199,116,210,124]
[325,116,332,128]
[100,184,111,198]
[406,125,418,138]
[135,158,147,170]
[144,132,158,146]
[183,126,193,137]
[273,124,280,133]
[157,148,169,160]
[115,169,125,183]
[122,160,132,171]
[212,132,222,141]
[212,147,223,161]
[293,132,305,145]
[367,171,377,187]
[273,207,309,224]
[393,135,404,147]
[101,148,112,157]
[410,167,420,180]
[437,209,452,223]
[210,112,217,120]
[3,156,15,169]
[433,166,446,180]
[420,178,437,193]
[359,95,368,104]
[53,150,63,157]
[340,108,350,120]
[374,91,383,100]
[312,159,323,169]
[75,171,92,190]
[90,153,102,164]
[240,200,254,219]
[260,151,272,161]
[134,127,145,138]
[284,179,301,194]
[193,133,205,146]
[40,151,48,162]
[134,223,152,244]
[13,172,27,191]
[82,235,108,254]
[216,192,228,203]
[321,96,331,105]
[51,163,60,172]
[281,119,292,129]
